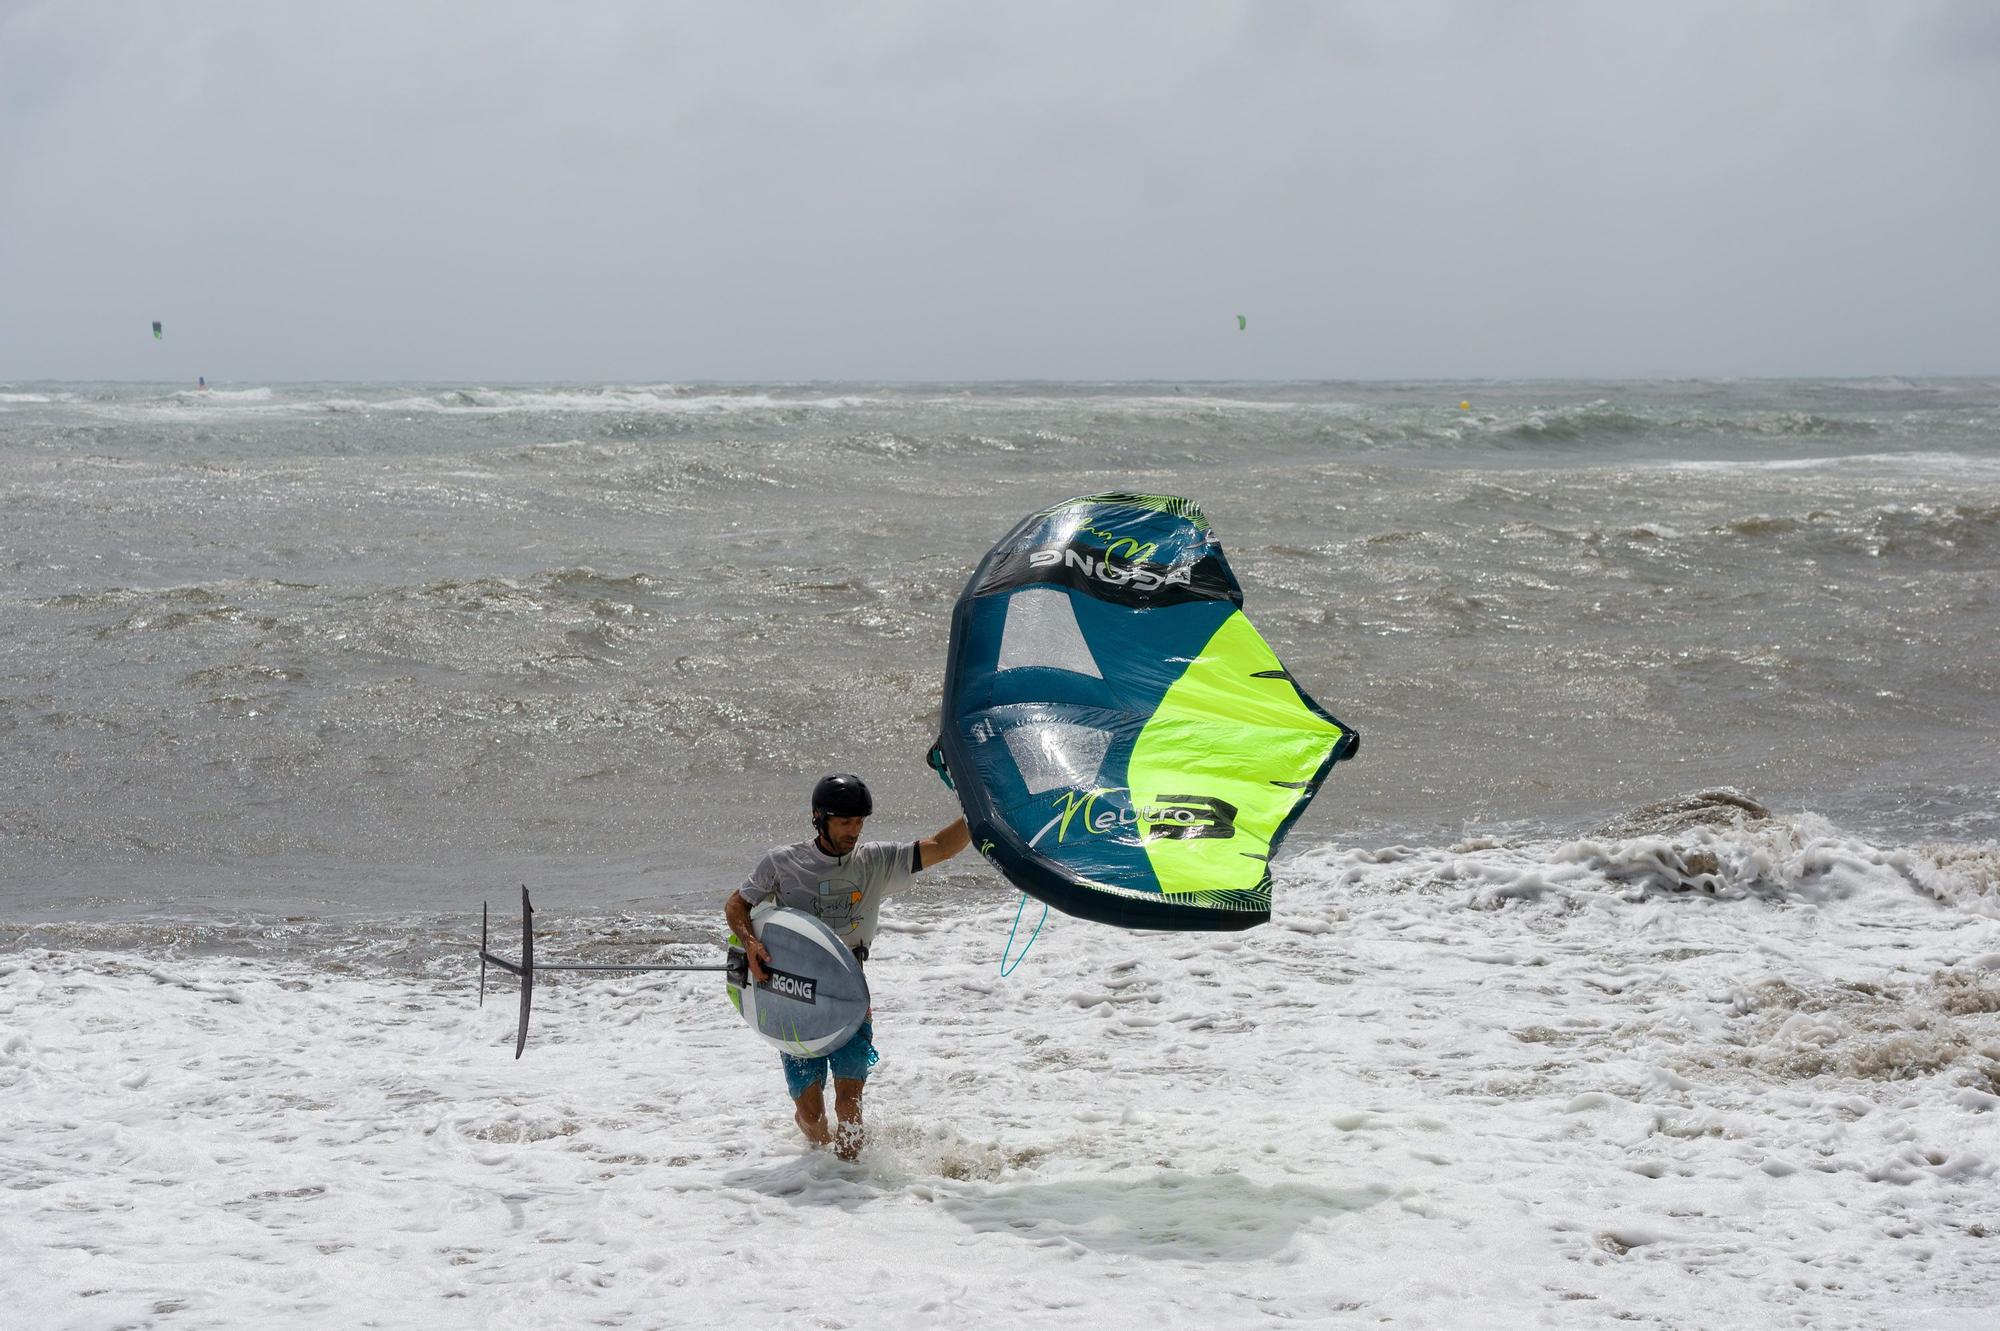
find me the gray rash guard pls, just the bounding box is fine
[736,839,920,955]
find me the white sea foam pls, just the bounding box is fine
[47,386,890,422]
[1661,450,2000,477]
[5,816,1996,1329]
[105,385,1377,420]
[903,392,1361,414]
[301,388,884,416]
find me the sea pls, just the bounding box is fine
[3,380,1997,1329]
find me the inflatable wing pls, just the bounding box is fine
[935,493,1358,931]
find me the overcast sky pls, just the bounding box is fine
[3,1,1996,382]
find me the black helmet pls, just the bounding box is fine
[811,773,874,819]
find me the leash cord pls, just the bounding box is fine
[1000,891,1048,976]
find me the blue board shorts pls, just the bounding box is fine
[781,1019,877,1099]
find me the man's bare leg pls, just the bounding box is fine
[793,1081,833,1149]
[832,1077,865,1161]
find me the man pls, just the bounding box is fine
[725,773,969,1160]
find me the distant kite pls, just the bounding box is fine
[152,321,162,340]
[1236,315,1246,331]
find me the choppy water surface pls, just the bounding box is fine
[6,381,2000,1330]
[2,379,1996,921]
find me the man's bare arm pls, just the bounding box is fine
[724,890,771,980]
[916,816,970,871]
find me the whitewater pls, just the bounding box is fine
[8,799,1998,1329]
[3,380,1998,1328]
